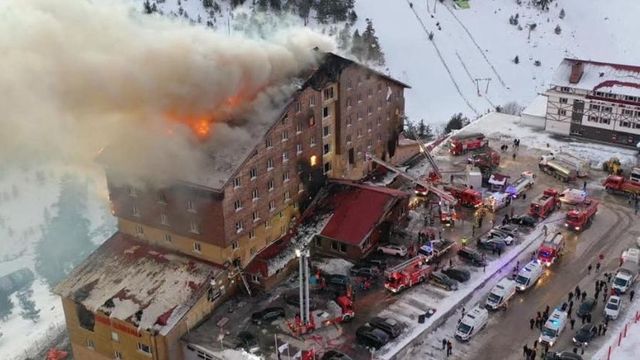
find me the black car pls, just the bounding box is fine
[231,331,257,350]
[350,266,380,279]
[326,274,351,290]
[430,272,459,291]
[251,307,285,325]
[458,247,487,267]
[544,351,583,360]
[477,237,507,252]
[509,215,537,227]
[321,350,354,360]
[358,257,387,270]
[572,324,597,346]
[283,293,318,310]
[493,224,520,238]
[356,324,390,349]
[442,268,471,282]
[369,316,404,338]
[576,297,596,318]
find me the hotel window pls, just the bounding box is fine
[357,111,362,120]
[559,97,568,104]
[283,171,290,182]
[249,230,256,240]
[294,102,301,113]
[193,242,201,253]
[623,109,634,117]
[346,115,353,126]
[560,87,570,92]
[377,117,382,126]
[269,200,276,212]
[268,179,274,191]
[347,98,352,107]
[232,241,239,250]
[265,137,272,148]
[189,220,200,234]
[298,183,304,193]
[308,116,316,127]
[235,221,244,233]
[323,143,330,155]
[600,117,611,125]
[296,121,303,133]
[249,168,257,180]
[233,177,241,188]
[323,126,330,137]
[347,80,353,90]
[157,191,167,204]
[186,200,195,213]
[310,155,318,167]
[267,158,274,171]
[588,115,598,122]
[114,351,123,359]
[233,199,243,211]
[296,143,303,154]
[251,188,259,200]
[324,162,332,174]
[357,128,363,138]
[282,151,289,162]
[265,219,271,229]
[368,89,373,97]
[309,95,316,107]
[323,87,334,100]
[377,83,382,92]
[346,134,352,144]
[137,342,152,355]
[357,93,362,103]
[163,233,172,242]
[281,114,288,124]
[367,122,372,132]
[284,191,291,202]
[252,211,260,222]
[323,106,330,118]
[557,109,567,116]
[368,106,373,115]
[132,204,140,217]
[377,133,382,143]
[590,104,600,111]
[135,225,144,236]
[602,106,612,113]
[310,135,316,146]
[636,111,640,118]
[620,121,631,128]
[128,186,137,197]
[160,213,169,225]
[281,130,289,141]
[86,339,95,350]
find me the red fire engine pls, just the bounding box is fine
[443,184,483,208]
[565,199,598,231]
[384,256,432,293]
[449,132,488,155]
[528,188,561,218]
[603,175,640,196]
[537,232,565,267]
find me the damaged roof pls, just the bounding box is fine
[54,232,221,335]
[320,181,409,246]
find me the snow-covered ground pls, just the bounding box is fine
[592,286,640,360]
[356,0,640,125]
[0,165,116,359]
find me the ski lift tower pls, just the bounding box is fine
[295,246,311,328]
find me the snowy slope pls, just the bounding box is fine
[355,0,640,125]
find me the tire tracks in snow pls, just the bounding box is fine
[444,3,508,89]
[404,0,480,116]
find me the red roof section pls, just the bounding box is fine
[320,184,405,245]
[564,58,640,74]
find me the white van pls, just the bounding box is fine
[539,308,568,347]
[485,277,517,310]
[515,261,544,292]
[622,248,640,265]
[454,305,489,341]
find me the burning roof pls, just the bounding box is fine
[54,232,221,335]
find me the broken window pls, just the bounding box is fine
[75,303,95,332]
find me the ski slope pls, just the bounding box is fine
[355,0,640,125]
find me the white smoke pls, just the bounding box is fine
[0,0,334,185]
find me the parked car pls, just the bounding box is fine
[352,267,380,279]
[442,268,471,282]
[430,272,459,291]
[283,293,318,310]
[604,296,622,320]
[231,331,258,350]
[321,350,354,360]
[362,258,387,270]
[356,324,390,349]
[377,244,407,257]
[251,307,286,325]
[575,297,596,318]
[369,316,404,338]
[494,224,520,237]
[545,351,583,360]
[572,324,597,347]
[477,236,507,252]
[326,274,350,288]
[509,215,537,227]
[458,247,487,267]
[488,229,516,245]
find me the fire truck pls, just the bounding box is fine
[528,188,561,218]
[449,132,488,155]
[565,199,598,231]
[442,184,483,208]
[603,175,640,196]
[290,295,355,335]
[468,147,500,170]
[537,232,565,267]
[505,171,536,199]
[384,256,432,293]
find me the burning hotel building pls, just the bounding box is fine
[55,52,408,360]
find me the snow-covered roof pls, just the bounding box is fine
[54,232,221,335]
[522,95,548,117]
[551,58,640,96]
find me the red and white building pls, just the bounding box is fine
[545,58,640,146]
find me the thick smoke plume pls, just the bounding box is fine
[0,0,334,186]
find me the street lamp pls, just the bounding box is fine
[296,246,311,329]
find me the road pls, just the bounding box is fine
[407,195,638,360]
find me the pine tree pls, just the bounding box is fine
[315,0,332,24]
[35,175,93,289]
[554,24,561,34]
[337,24,351,51]
[143,0,152,14]
[298,1,313,25]
[0,292,13,321]
[17,290,40,323]
[418,119,427,138]
[362,19,385,66]
[559,9,565,19]
[351,29,365,61]
[445,113,468,134]
[269,0,282,12]
[202,0,213,8]
[258,0,269,12]
[514,55,520,64]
